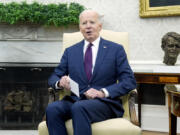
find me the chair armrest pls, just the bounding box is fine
[48,87,60,103]
[47,87,71,103]
[128,90,139,126]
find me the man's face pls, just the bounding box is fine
[79,11,102,42]
[164,37,180,58]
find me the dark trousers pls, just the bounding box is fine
[46,98,115,135]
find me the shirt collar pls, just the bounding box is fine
[84,36,101,49]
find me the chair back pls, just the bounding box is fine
[62,29,130,120]
[62,29,129,59]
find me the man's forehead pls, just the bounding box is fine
[167,37,179,43]
[80,15,99,24]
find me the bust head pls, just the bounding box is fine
[161,32,180,65]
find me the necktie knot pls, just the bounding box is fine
[87,43,93,48]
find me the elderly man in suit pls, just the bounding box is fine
[46,10,136,135]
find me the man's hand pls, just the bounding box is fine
[84,88,105,99]
[58,76,70,90]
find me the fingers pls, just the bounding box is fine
[59,76,70,90]
[84,88,99,99]
[84,88,105,99]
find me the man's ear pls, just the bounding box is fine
[99,23,102,31]
[79,24,81,31]
[79,25,83,33]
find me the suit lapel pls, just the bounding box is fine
[91,38,108,80]
[77,40,89,82]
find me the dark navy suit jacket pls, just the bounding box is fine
[48,38,136,117]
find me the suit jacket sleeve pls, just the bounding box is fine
[48,49,69,89]
[105,46,136,98]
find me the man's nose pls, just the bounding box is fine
[86,22,91,28]
[169,46,177,52]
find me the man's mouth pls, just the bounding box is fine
[86,31,92,35]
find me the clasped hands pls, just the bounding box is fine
[58,76,105,99]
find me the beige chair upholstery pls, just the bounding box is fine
[62,29,129,59]
[38,29,141,135]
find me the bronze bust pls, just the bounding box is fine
[161,32,180,65]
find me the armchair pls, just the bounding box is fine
[38,30,141,135]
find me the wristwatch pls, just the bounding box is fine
[57,81,64,90]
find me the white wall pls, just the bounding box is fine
[1,0,180,64]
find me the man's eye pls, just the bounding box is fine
[90,21,95,24]
[168,44,180,48]
[168,45,174,48]
[82,22,87,25]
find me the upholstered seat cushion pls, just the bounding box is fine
[38,118,141,135]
